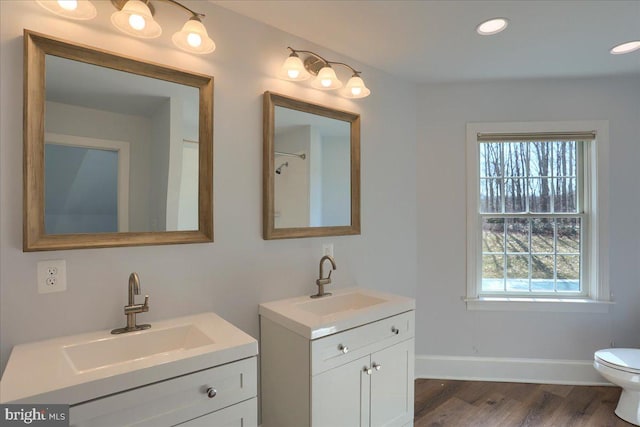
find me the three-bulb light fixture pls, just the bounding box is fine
[35,0,215,54]
[279,47,371,99]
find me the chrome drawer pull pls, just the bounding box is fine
[364,367,372,375]
[391,326,399,335]
[373,363,382,371]
[206,387,217,398]
[338,344,349,354]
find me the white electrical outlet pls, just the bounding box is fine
[322,243,334,258]
[37,260,67,294]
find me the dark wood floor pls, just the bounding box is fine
[415,379,634,427]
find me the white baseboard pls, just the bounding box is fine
[416,354,611,386]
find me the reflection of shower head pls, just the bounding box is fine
[275,162,289,175]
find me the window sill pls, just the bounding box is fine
[464,297,613,313]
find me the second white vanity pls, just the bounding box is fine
[259,288,415,427]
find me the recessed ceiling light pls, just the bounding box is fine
[610,40,640,55]
[476,18,509,36]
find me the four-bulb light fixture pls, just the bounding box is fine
[279,47,371,99]
[35,0,215,54]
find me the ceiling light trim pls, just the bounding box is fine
[476,17,509,36]
[610,40,640,55]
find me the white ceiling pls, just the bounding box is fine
[212,0,640,84]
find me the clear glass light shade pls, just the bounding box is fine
[36,0,97,20]
[111,0,161,39]
[310,66,342,90]
[610,40,640,55]
[172,19,216,54]
[278,55,311,81]
[343,75,371,99]
[476,18,509,35]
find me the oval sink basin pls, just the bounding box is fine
[63,324,214,373]
[294,292,385,316]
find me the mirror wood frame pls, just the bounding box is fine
[263,91,361,240]
[23,30,213,251]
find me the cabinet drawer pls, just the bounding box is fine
[70,357,257,427]
[311,311,413,376]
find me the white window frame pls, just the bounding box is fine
[465,121,612,313]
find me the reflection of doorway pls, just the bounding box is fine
[177,140,198,230]
[44,133,130,234]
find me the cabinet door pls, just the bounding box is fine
[175,398,257,427]
[311,355,370,427]
[370,339,414,427]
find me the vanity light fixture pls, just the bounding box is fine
[111,0,161,39]
[279,47,371,99]
[610,40,640,55]
[37,0,215,54]
[476,18,509,35]
[111,0,215,53]
[36,0,97,20]
[278,51,311,81]
[310,65,342,90]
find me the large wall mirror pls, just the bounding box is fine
[24,30,213,251]
[263,92,360,239]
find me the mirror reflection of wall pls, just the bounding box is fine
[273,107,351,228]
[44,55,200,234]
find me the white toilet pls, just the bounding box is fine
[594,348,640,426]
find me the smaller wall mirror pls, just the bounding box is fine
[263,92,360,239]
[24,30,213,251]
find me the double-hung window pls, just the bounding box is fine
[466,121,610,312]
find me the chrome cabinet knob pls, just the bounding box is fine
[206,387,217,398]
[338,344,349,354]
[364,367,372,375]
[391,326,399,335]
[373,363,382,371]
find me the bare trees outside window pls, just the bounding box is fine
[479,140,582,294]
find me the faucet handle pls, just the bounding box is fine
[142,295,149,312]
[327,270,333,279]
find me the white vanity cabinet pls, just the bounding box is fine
[1,313,259,427]
[260,309,415,427]
[69,356,257,427]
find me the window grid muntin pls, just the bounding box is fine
[481,213,584,296]
[479,141,580,216]
[478,139,585,296]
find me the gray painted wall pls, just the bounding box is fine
[0,2,418,373]
[416,76,640,360]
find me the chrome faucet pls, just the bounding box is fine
[111,272,151,334]
[312,255,337,298]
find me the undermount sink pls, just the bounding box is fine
[259,288,415,339]
[294,292,385,316]
[63,323,215,373]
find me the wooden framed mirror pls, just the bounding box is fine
[263,92,360,240]
[23,30,213,251]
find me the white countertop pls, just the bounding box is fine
[259,287,415,340]
[0,312,258,404]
